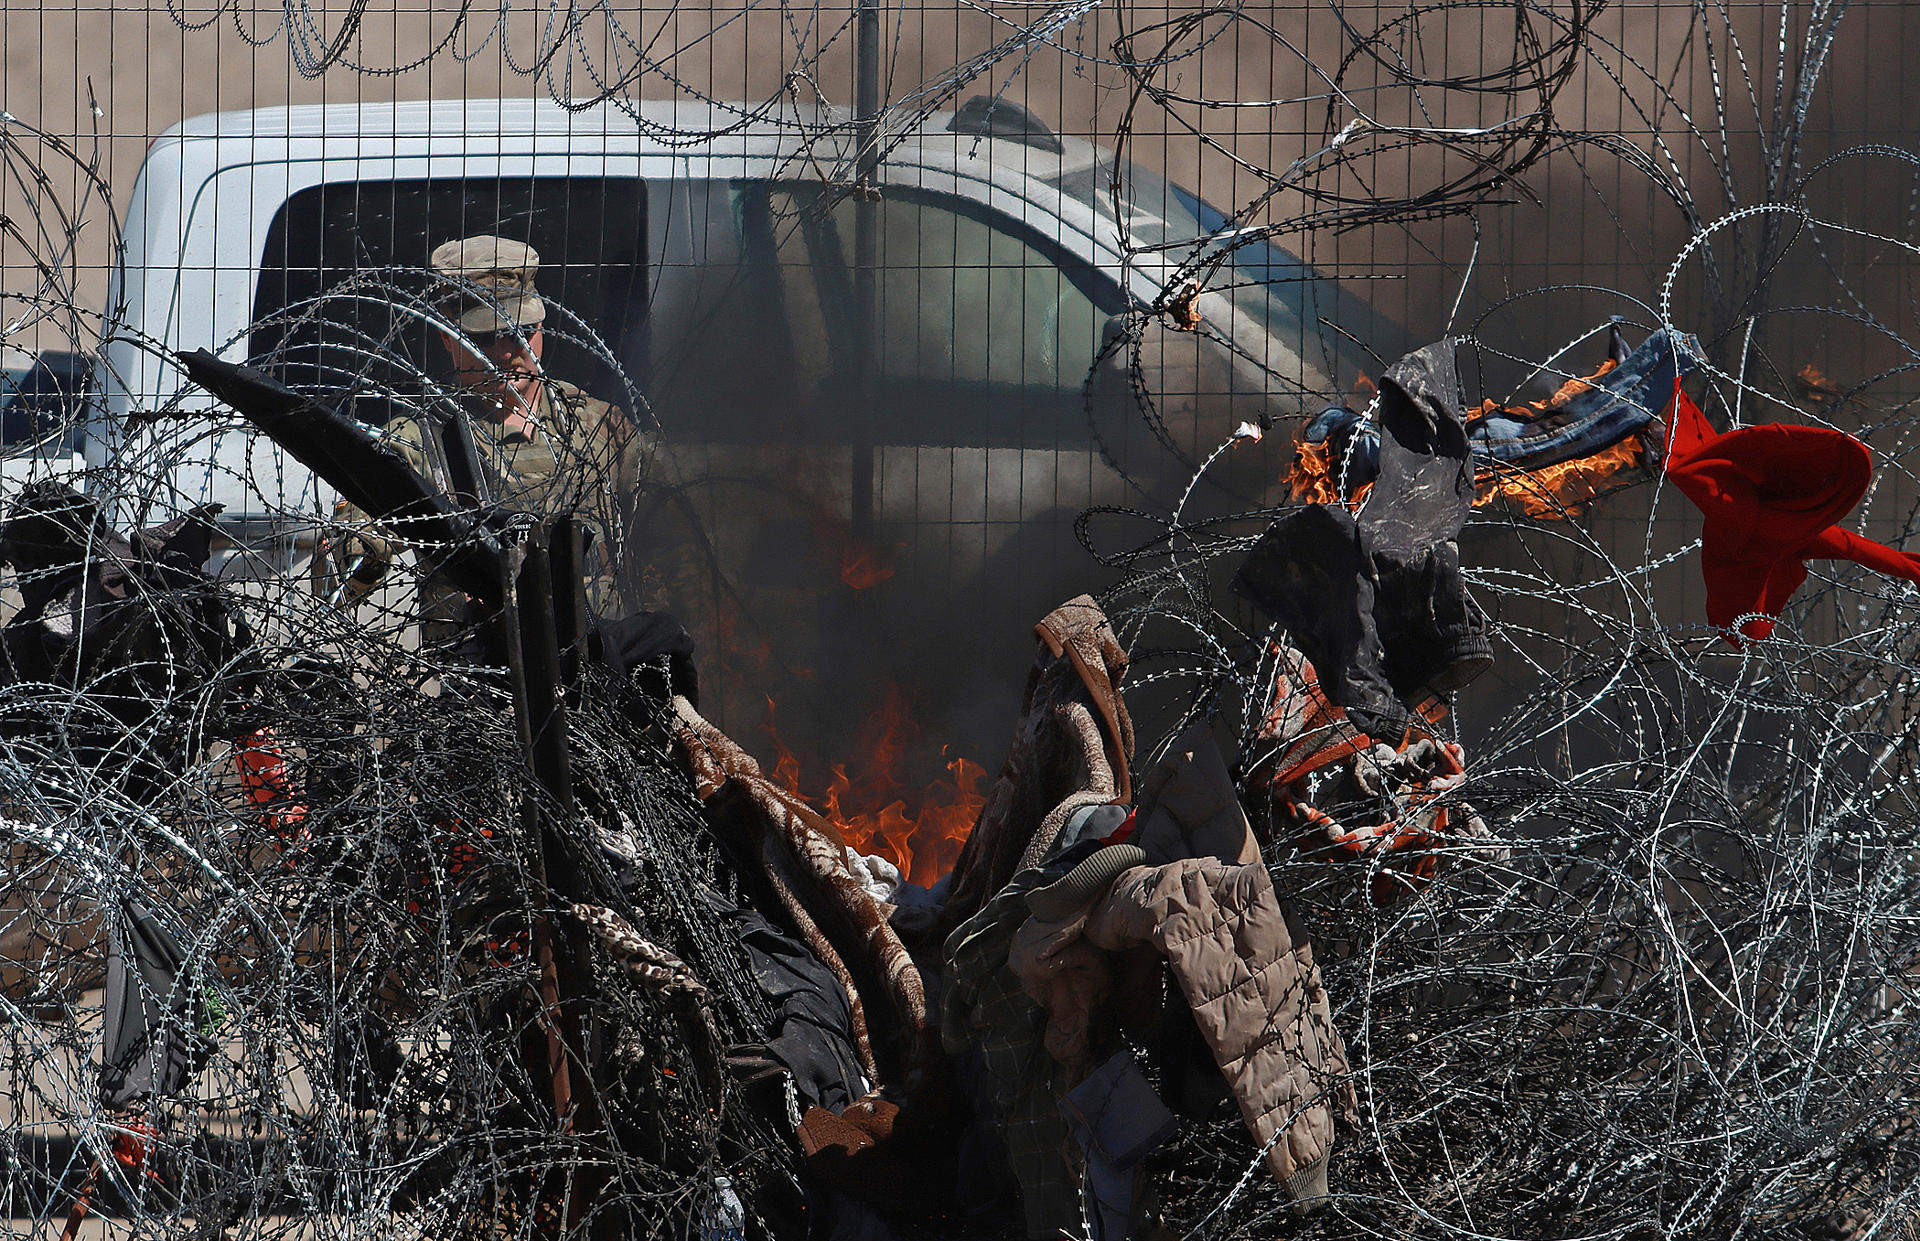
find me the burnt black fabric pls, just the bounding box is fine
[175,350,505,607]
[0,483,255,796]
[0,484,229,631]
[99,899,215,1109]
[1363,343,1491,705]
[689,885,866,1116]
[590,610,699,709]
[1233,502,1401,737]
[1363,339,1475,554]
[1236,340,1491,739]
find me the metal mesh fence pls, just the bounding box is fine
[3,1,1919,1238]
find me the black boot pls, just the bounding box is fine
[1232,503,1411,741]
[1361,339,1492,706]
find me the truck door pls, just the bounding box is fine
[640,179,1131,789]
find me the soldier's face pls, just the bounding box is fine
[442,324,544,415]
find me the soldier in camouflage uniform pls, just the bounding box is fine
[335,235,643,651]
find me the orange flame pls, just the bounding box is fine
[817,751,989,888]
[1542,355,1617,406]
[1292,355,1646,519]
[1284,436,1372,508]
[1474,433,1643,518]
[715,605,776,678]
[839,547,896,590]
[1794,363,1844,406]
[1282,371,1382,507]
[763,684,987,887]
[1468,355,1640,518]
[784,472,901,592]
[1284,437,1340,505]
[764,694,806,790]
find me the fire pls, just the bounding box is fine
[713,605,778,679]
[1282,372,1386,506]
[783,471,900,592]
[763,684,988,888]
[1284,437,1367,507]
[1474,433,1643,518]
[1542,355,1616,405]
[839,547,896,590]
[1794,363,1845,407]
[764,694,806,790]
[1291,414,1643,517]
[1289,355,1647,519]
[1468,355,1640,518]
[817,750,989,889]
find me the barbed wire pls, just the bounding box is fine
[3,1,1919,1238]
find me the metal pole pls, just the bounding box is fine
[851,0,882,535]
[502,525,604,1236]
[550,516,590,697]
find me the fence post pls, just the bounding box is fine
[501,520,605,1236]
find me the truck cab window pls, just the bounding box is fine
[645,181,1125,448]
[248,177,648,417]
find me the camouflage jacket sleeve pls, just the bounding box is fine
[568,390,649,614]
[329,416,434,582]
[557,386,643,505]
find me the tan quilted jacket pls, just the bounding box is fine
[1017,726,1358,1208]
[1086,856,1354,1202]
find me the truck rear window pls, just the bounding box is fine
[249,176,648,418]
[646,180,1126,446]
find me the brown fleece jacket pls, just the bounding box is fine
[670,696,929,1087]
[942,595,1135,932]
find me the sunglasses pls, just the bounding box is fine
[465,325,541,349]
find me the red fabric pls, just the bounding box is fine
[1096,808,1138,848]
[1662,381,1920,642]
[234,727,310,860]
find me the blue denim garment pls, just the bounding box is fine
[1300,404,1380,501]
[1062,1050,1180,1241]
[1467,327,1700,470]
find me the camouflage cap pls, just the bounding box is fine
[429,235,548,333]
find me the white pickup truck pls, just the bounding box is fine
[92,95,1391,741]
[96,97,1386,520]
[1,347,89,492]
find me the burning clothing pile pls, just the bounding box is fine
[660,588,1500,1239]
[909,337,1517,1239]
[0,347,1507,1240]
[6,328,1920,1241]
[622,331,1529,1233]
[1288,324,1698,517]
